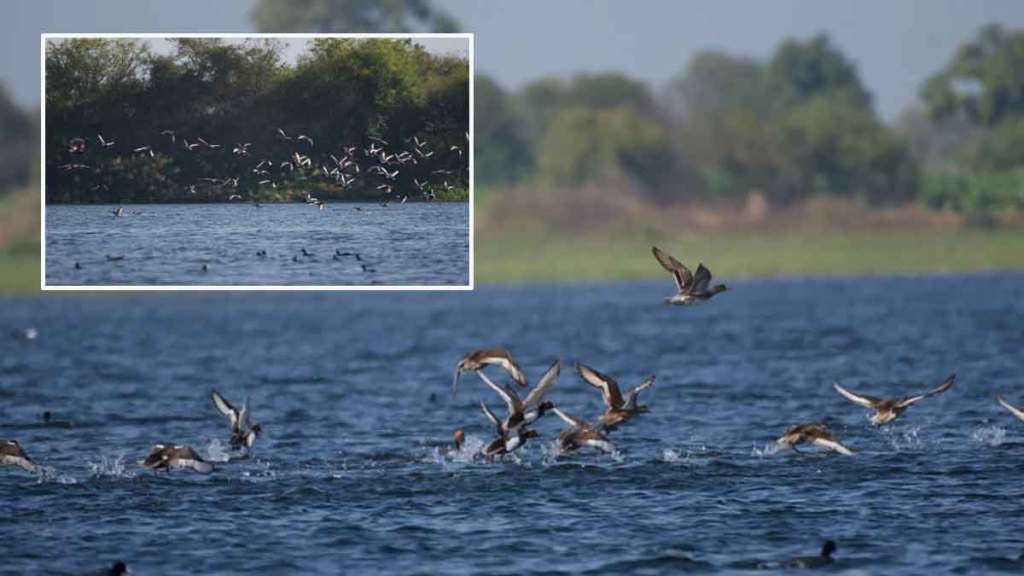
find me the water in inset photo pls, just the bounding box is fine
[43,35,470,287]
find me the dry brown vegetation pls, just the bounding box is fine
[479,185,1024,238]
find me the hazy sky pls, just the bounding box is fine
[8,0,1024,120]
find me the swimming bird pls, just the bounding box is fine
[652,246,727,305]
[142,444,213,473]
[211,390,263,451]
[0,440,36,471]
[88,561,129,576]
[775,423,854,455]
[453,348,528,396]
[550,407,614,453]
[575,363,655,430]
[74,262,82,270]
[475,359,560,433]
[112,207,125,217]
[479,401,540,458]
[783,541,836,569]
[832,374,956,426]
[997,395,1024,422]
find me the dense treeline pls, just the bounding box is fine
[0,85,34,195]
[44,38,469,203]
[478,26,1024,215]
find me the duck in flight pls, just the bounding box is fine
[832,374,955,426]
[475,359,560,433]
[478,400,540,458]
[775,423,854,455]
[997,395,1024,422]
[453,348,528,396]
[1,439,36,471]
[211,390,262,451]
[142,444,213,473]
[550,407,614,454]
[651,246,727,305]
[575,362,654,430]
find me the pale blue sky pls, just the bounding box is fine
[8,0,1024,120]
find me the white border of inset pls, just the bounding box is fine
[40,32,473,292]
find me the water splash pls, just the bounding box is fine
[752,442,784,457]
[971,425,1006,447]
[881,425,925,452]
[87,453,136,480]
[423,434,487,467]
[34,465,78,485]
[205,438,234,463]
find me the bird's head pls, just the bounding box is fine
[453,429,465,450]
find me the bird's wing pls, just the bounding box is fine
[576,362,623,409]
[476,370,520,415]
[479,400,503,435]
[622,375,655,409]
[651,246,693,292]
[551,406,584,428]
[997,395,1024,422]
[690,264,713,294]
[211,390,239,427]
[832,382,880,409]
[523,359,560,409]
[897,373,955,408]
[479,349,528,387]
[813,436,854,455]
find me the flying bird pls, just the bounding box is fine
[775,423,854,455]
[453,348,528,396]
[832,374,955,426]
[576,362,655,430]
[651,246,727,305]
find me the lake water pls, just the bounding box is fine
[1,275,1023,574]
[44,203,470,287]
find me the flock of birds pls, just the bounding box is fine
[6,245,1024,572]
[8,244,1024,464]
[59,127,468,206]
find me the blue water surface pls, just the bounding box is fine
[45,202,469,286]
[1,275,1023,574]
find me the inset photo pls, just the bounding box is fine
[41,33,471,289]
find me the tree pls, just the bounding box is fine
[663,50,770,120]
[921,24,1024,126]
[0,85,32,195]
[475,75,532,185]
[251,0,459,33]
[536,106,674,194]
[767,34,872,111]
[780,92,917,203]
